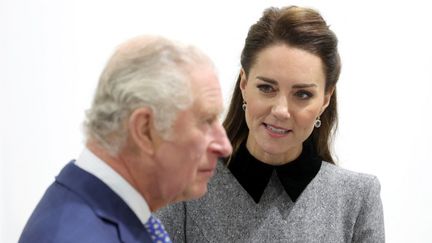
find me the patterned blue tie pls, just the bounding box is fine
[144,215,172,243]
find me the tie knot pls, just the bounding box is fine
[144,215,172,243]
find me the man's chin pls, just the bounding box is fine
[174,184,208,202]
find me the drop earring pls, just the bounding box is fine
[242,101,247,111]
[314,116,321,128]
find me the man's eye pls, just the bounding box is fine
[257,84,275,93]
[205,117,217,125]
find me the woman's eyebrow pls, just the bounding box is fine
[292,83,318,89]
[256,76,318,89]
[256,76,278,84]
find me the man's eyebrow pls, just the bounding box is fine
[199,106,222,118]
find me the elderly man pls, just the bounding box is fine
[19,36,232,243]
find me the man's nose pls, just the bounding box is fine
[209,123,232,158]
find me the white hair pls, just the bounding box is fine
[84,35,213,155]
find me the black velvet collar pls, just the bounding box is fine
[228,138,322,203]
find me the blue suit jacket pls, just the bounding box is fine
[19,162,153,243]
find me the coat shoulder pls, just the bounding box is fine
[319,162,381,192]
[19,182,120,243]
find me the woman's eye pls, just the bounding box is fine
[295,90,313,99]
[257,84,275,93]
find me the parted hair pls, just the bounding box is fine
[85,36,212,155]
[223,6,341,164]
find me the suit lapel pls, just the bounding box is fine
[56,162,153,243]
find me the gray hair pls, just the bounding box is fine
[84,35,213,155]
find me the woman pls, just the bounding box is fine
[157,6,384,242]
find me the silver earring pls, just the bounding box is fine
[314,116,321,128]
[242,101,247,111]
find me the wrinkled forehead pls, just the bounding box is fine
[188,64,224,116]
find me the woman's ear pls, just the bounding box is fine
[128,107,155,155]
[239,68,247,99]
[320,87,335,115]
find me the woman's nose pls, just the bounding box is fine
[271,96,291,120]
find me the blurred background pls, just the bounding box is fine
[1,0,431,242]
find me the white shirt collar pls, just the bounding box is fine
[75,147,151,225]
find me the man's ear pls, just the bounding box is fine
[128,107,155,155]
[321,87,335,115]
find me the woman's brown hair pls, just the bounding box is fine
[223,6,341,164]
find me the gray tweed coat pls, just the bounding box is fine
[157,161,385,243]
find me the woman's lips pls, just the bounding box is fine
[263,123,292,137]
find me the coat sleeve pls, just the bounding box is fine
[352,176,385,242]
[155,202,187,243]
